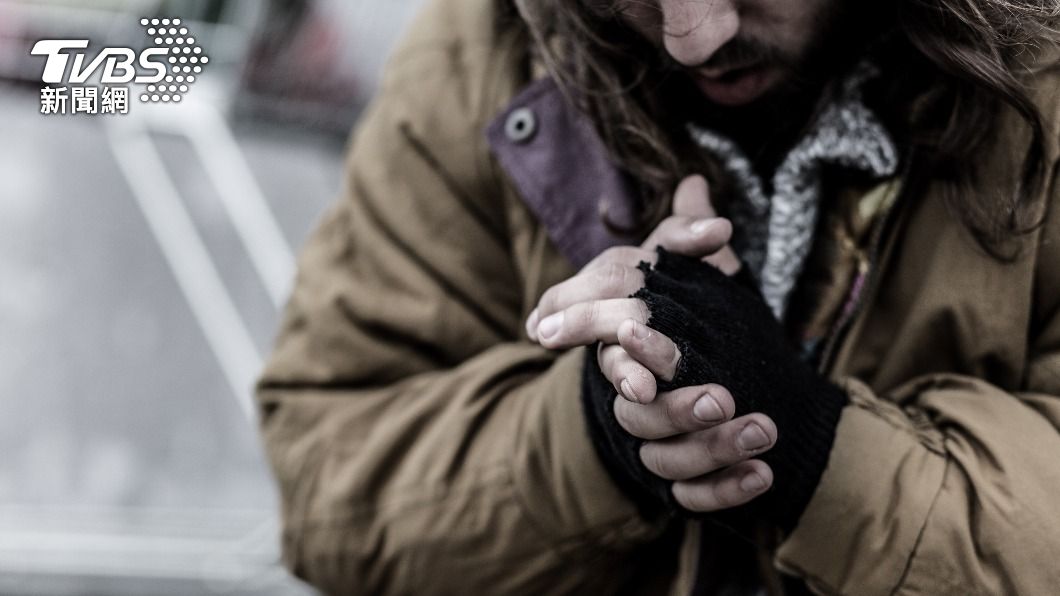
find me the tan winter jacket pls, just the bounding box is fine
[256,0,1060,593]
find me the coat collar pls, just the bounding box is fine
[485,77,639,268]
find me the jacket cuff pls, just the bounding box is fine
[775,378,946,594]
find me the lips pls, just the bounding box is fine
[693,63,775,106]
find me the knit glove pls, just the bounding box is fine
[581,248,848,534]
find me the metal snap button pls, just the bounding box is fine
[505,107,537,144]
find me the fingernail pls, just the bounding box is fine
[537,312,563,339]
[691,218,716,235]
[621,378,640,403]
[692,394,723,422]
[525,308,539,339]
[740,472,767,493]
[737,423,770,451]
[631,320,651,340]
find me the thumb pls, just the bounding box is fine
[672,175,717,218]
[673,175,744,276]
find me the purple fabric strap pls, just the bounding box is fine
[486,77,639,268]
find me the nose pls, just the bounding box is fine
[660,0,740,67]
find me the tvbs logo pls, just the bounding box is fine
[32,40,168,85]
[32,18,208,114]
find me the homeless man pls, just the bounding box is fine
[256,0,1060,593]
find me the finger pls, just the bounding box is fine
[672,459,773,512]
[644,173,729,255]
[598,344,657,404]
[527,246,657,342]
[613,384,736,440]
[582,245,657,273]
[616,319,682,382]
[704,246,743,276]
[536,298,648,349]
[639,413,777,480]
[672,175,717,218]
[670,175,743,276]
[641,214,733,257]
[532,264,644,332]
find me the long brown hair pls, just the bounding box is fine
[508,0,1060,256]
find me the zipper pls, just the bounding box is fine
[688,158,917,596]
[816,161,914,377]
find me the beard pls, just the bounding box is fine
[658,2,874,172]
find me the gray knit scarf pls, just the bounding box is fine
[688,65,899,319]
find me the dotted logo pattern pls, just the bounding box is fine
[138,18,209,103]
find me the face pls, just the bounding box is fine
[619,0,844,107]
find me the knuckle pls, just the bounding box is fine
[639,444,673,478]
[602,246,632,266]
[616,246,650,269]
[579,301,600,328]
[599,263,628,294]
[663,395,686,431]
[615,246,640,264]
[694,432,719,469]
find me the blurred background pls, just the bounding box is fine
[0,0,426,593]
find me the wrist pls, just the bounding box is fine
[580,346,677,518]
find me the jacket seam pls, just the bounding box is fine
[398,121,509,249]
[287,463,513,529]
[349,174,514,341]
[887,455,951,596]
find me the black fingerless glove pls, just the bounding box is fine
[581,248,848,535]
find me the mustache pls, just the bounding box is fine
[691,36,790,72]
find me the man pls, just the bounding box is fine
[256,0,1060,593]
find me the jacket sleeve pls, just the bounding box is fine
[254,5,667,594]
[775,179,1060,594]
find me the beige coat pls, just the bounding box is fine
[256,0,1060,593]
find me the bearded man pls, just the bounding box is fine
[256,0,1060,594]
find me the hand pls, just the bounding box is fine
[613,380,777,512]
[586,248,847,528]
[535,176,776,514]
[604,320,777,511]
[527,175,742,403]
[526,174,740,352]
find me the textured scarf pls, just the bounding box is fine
[688,65,899,319]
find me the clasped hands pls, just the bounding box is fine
[526,176,777,512]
